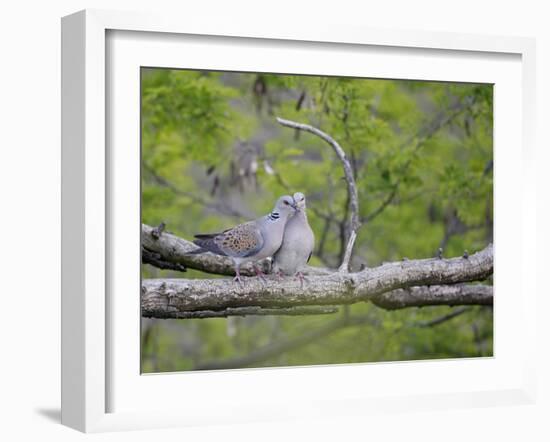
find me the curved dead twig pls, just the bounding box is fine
[276,117,360,272]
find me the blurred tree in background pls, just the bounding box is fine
[141,68,493,373]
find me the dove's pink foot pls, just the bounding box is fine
[233,267,244,286]
[252,265,267,284]
[295,271,307,289]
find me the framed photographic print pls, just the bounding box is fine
[61,9,537,433]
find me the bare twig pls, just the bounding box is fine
[363,186,398,223]
[410,306,470,328]
[276,117,360,272]
[151,222,166,239]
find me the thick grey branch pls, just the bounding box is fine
[141,244,493,315]
[276,117,360,272]
[141,246,186,272]
[371,284,493,310]
[142,305,339,319]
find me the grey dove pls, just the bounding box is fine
[190,195,297,283]
[272,192,315,286]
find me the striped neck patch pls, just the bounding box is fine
[267,212,280,221]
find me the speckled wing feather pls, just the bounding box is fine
[193,221,264,258]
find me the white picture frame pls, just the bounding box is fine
[61,9,537,433]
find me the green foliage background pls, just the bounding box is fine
[141,68,493,373]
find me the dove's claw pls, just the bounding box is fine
[253,265,268,285]
[233,268,244,287]
[295,272,307,289]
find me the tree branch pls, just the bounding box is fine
[141,246,187,272]
[371,285,492,310]
[141,244,493,316]
[141,224,492,318]
[410,306,471,328]
[276,117,360,272]
[142,305,339,319]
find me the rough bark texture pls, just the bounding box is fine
[142,305,339,319]
[141,247,187,272]
[371,285,493,310]
[141,244,493,316]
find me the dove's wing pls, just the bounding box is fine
[193,221,265,258]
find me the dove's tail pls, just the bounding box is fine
[190,235,228,256]
[187,247,207,255]
[194,233,221,239]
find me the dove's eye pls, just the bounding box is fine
[283,201,289,205]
